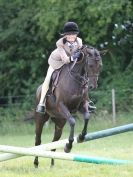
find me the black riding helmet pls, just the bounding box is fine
[62,22,79,35]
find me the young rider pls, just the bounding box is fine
[36,22,96,114]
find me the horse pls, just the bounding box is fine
[34,45,102,167]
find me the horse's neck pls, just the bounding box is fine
[69,61,86,76]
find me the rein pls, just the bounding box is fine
[68,69,89,87]
[68,51,89,87]
[68,46,98,87]
[70,58,78,71]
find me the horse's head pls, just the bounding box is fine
[81,45,102,89]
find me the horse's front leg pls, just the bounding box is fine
[34,112,49,168]
[58,102,75,153]
[77,100,90,142]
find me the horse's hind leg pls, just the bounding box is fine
[77,100,90,142]
[50,118,66,167]
[34,112,49,168]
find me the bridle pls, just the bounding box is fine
[68,45,101,87]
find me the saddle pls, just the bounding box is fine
[48,67,63,95]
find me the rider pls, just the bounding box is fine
[36,21,96,114]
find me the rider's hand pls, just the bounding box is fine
[70,51,80,62]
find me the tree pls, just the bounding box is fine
[0,0,132,100]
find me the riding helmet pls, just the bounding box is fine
[62,22,79,35]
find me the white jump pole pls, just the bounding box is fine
[0,138,71,162]
[0,123,133,162]
[0,145,132,165]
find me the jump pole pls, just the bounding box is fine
[0,123,133,162]
[0,145,133,165]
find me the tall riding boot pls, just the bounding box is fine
[36,103,46,114]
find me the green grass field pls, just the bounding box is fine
[0,111,133,177]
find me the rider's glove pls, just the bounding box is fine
[70,51,80,62]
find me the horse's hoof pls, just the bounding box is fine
[64,144,71,153]
[34,163,38,168]
[50,158,54,167]
[50,164,54,168]
[77,134,84,143]
[34,161,39,168]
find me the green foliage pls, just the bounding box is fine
[0,0,47,95]
[0,0,132,109]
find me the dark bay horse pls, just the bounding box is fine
[34,45,102,167]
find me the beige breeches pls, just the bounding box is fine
[39,66,54,105]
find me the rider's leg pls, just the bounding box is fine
[36,66,54,114]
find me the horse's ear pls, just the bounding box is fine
[99,49,109,56]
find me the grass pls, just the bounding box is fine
[0,110,133,177]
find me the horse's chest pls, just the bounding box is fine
[67,94,83,106]
[66,94,82,111]
[63,86,85,104]
[70,87,85,98]
[71,94,82,100]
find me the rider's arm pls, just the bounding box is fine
[57,47,70,64]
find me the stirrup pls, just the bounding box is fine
[88,101,96,112]
[36,104,45,114]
